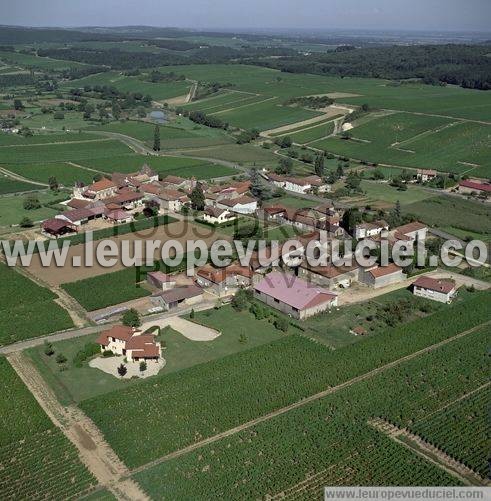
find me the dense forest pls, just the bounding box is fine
[249,44,491,90]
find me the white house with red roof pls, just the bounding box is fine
[74,178,118,200]
[413,276,458,303]
[254,272,337,320]
[95,325,162,362]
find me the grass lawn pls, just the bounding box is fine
[358,180,435,206]
[27,309,285,404]
[0,190,61,227]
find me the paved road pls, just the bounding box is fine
[0,300,217,355]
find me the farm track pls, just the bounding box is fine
[0,165,48,186]
[369,417,490,486]
[7,352,149,501]
[129,320,490,477]
[209,95,277,115]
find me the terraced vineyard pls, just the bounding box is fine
[410,385,490,477]
[0,358,96,499]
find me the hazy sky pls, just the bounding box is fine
[3,0,491,32]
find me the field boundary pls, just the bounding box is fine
[129,320,490,476]
[368,417,489,486]
[7,351,149,501]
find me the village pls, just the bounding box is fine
[26,159,489,377]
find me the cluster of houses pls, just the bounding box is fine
[457,179,491,197]
[266,173,331,194]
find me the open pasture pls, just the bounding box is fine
[0,175,40,194]
[0,190,61,226]
[0,131,101,146]
[0,50,87,70]
[289,119,336,144]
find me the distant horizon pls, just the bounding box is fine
[1,24,491,38]
[1,0,490,34]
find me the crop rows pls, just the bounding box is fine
[81,292,491,468]
[134,324,487,498]
[0,358,96,499]
[410,386,490,477]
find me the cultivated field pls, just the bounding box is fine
[0,262,73,345]
[0,357,96,498]
[79,293,490,469]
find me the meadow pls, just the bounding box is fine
[134,324,488,498]
[289,119,335,144]
[0,262,74,345]
[0,50,88,70]
[0,131,102,146]
[0,190,61,227]
[0,358,96,499]
[80,293,490,468]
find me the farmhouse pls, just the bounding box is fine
[458,180,491,195]
[104,209,132,224]
[412,276,458,303]
[416,169,437,182]
[55,205,106,226]
[96,325,162,362]
[299,262,360,289]
[76,178,118,200]
[217,195,258,214]
[260,205,288,222]
[354,220,389,239]
[161,175,195,191]
[158,189,190,212]
[196,264,253,295]
[359,263,406,288]
[150,285,204,311]
[392,221,428,242]
[147,271,177,291]
[202,207,236,225]
[254,272,337,320]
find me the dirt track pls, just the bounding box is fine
[8,352,149,500]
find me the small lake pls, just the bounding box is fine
[148,110,167,124]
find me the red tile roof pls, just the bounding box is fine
[413,276,456,294]
[67,198,91,209]
[96,325,135,346]
[367,263,402,278]
[394,221,427,236]
[197,264,253,284]
[459,180,491,193]
[86,178,117,192]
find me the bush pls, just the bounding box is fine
[55,353,67,364]
[73,342,100,368]
[274,316,289,332]
[122,308,141,328]
[102,350,115,357]
[43,341,54,356]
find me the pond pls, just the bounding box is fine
[148,110,167,124]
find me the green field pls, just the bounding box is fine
[0,358,96,499]
[289,120,335,144]
[403,196,491,238]
[356,179,436,206]
[61,267,151,311]
[0,50,88,70]
[312,113,490,176]
[0,131,102,146]
[0,176,40,195]
[0,262,73,345]
[410,385,489,477]
[80,292,490,468]
[134,323,488,497]
[3,161,95,186]
[61,71,191,101]
[0,139,132,164]
[0,190,61,227]
[78,153,235,178]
